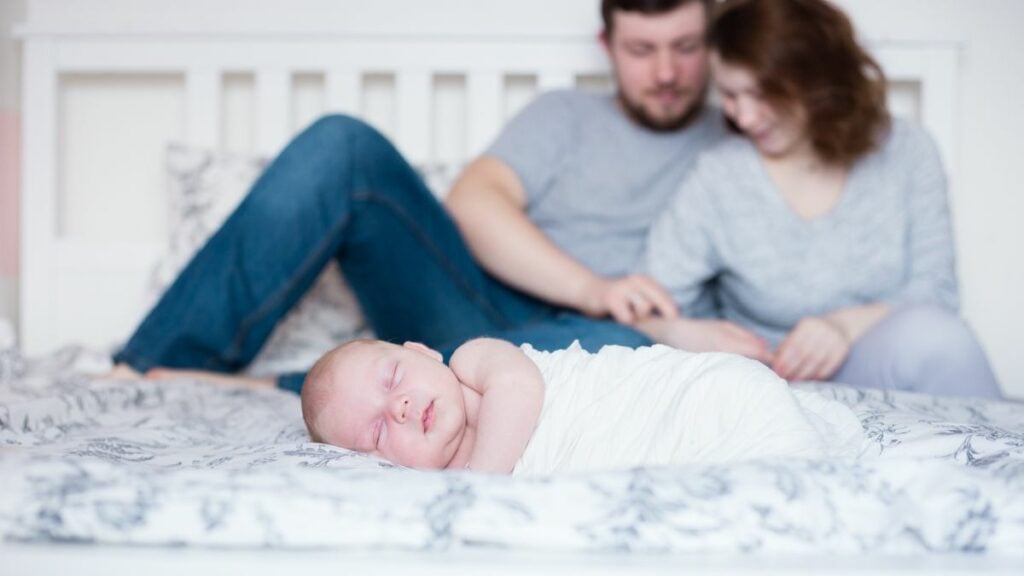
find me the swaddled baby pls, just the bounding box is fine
[301,338,863,475]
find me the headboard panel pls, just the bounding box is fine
[17,21,959,355]
[33,36,614,156]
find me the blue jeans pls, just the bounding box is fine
[114,115,650,391]
[831,305,1003,399]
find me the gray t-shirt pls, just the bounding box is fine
[487,89,727,277]
[643,118,958,346]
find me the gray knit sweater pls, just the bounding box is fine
[642,119,958,346]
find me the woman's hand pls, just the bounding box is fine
[772,316,851,381]
[577,274,679,324]
[636,316,775,363]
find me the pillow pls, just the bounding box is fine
[153,143,374,378]
[151,147,459,295]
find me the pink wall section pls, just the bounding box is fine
[0,112,19,276]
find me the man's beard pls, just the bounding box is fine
[618,84,708,133]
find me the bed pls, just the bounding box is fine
[7,0,1024,573]
[2,342,1024,573]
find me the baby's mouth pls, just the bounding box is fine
[422,400,435,433]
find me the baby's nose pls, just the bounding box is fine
[390,395,410,422]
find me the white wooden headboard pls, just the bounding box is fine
[16,0,958,357]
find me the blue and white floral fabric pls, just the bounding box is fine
[1,344,1022,554]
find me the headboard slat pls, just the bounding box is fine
[185,68,221,148]
[255,68,291,156]
[396,70,433,164]
[325,70,361,117]
[538,71,575,93]
[466,71,503,155]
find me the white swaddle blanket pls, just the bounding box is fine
[513,343,864,476]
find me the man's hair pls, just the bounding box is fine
[601,0,713,36]
[709,0,890,165]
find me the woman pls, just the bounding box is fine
[641,0,1002,398]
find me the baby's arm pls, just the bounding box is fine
[448,338,544,474]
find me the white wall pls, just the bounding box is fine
[10,0,1024,397]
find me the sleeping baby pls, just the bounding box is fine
[301,338,864,475]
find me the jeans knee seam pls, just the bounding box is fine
[216,213,353,370]
[219,116,368,369]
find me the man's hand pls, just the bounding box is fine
[637,316,774,363]
[447,158,675,324]
[577,274,679,324]
[772,317,851,381]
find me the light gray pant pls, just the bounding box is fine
[830,305,1003,399]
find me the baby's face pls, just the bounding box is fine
[314,341,467,469]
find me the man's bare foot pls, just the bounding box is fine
[145,367,275,390]
[105,363,144,380]
[102,363,274,390]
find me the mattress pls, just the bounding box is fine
[1,343,1023,556]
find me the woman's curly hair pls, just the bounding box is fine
[709,0,890,165]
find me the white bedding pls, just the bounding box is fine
[517,343,863,474]
[1,343,1023,555]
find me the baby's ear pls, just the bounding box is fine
[403,341,443,362]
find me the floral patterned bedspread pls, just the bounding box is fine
[1,344,1022,555]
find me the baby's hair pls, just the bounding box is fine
[301,338,379,443]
